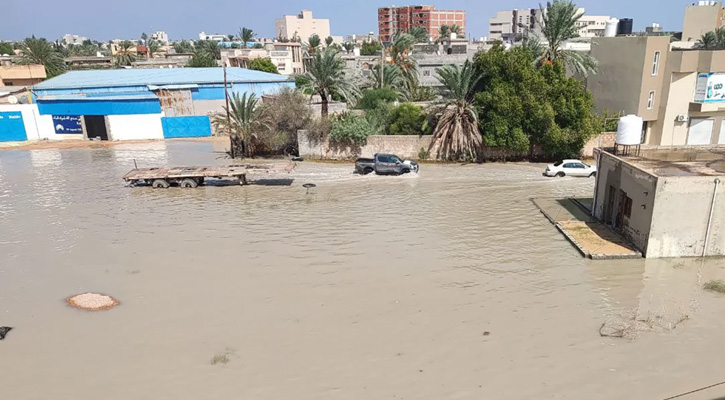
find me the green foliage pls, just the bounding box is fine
[537,0,598,76]
[330,111,374,145]
[147,39,162,57]
[211,92,271,157]
[307,34,321,54]
[239,27,256,48]
[194,40,220,60]
[0,42,14,55]
[186,53,216,67]
[342,42,355,53]
[359,88,397,110]
[418,147,429,160]
[248,58,279,74]
[173,40,193,54]
[325,36,334,47]
[696,28,725,49]
[388,103,429,135]
[252,43,264,49]
[599,110,621,132]
[704,280,725,293]
[410,26,430,43]
[19,37,65,77]
[474,43,599,159]
[301,48,360,117]
[360,40,382,56]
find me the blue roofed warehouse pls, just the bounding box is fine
[31,68,293,141]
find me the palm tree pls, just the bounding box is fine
[195,40,220,59]
[696,32,717,50]
[211,92,270,158]
[147,39,162,58]
[114,40,136,66]
[306,34,321,55]
[239,27,256,48]
[140,32,148,44]
[325,36,334,47]
[449,24,463,37]
[227,34,235,42]
[301,48,361,117]
[410,26,429,43]
[369,63,405,90]
[342,42,355,54]
[437,25,451,42]
[19,37,65,77]
[429,61,483,161]
[537,0,598,76]
[173,40,194,54]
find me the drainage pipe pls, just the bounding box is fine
[703,178,720,258]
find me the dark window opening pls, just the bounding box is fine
[624,196,633,218]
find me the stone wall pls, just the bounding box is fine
[298,130,431,160]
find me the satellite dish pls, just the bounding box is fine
[7,96,18,104]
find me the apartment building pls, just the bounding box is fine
[222,43,304,75]
[150,31,169,44]
[275,10,331,42]
[378,5,465,43]
[488,8,609,42]
[682,1,725,42]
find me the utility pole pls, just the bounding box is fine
[380,38,385,89]
[223,64,233,158]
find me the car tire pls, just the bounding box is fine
[589,172,596,178]
[363,167,374,175]
[401,169,410,174]
[556,172,565,178]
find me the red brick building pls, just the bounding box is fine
[378,5,466,43]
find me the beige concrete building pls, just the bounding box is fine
[593,146,725,258]
[0,64,46,86]
[488,8,608,42]
[222,43,304,75]
[590,36,670,137]
[682,1,725,42]
[275,10,331,43]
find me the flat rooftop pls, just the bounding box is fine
[605,146,725,177]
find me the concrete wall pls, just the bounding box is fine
[593,151,659,254]
[682,2,724,42]
[0,104,79,141]
[581,132,616,158]
[648,175,725,258]
[298,130,431,160]
[191,99,225,116]
[107,113,164,141]
[589,37,648,118]
[649,71,699,145]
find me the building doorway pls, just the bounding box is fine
[84,115,108,140]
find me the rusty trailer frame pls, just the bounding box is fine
[123,162,296,188]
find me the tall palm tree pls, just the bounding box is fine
[325,36,334,47]
[449,24,463,37]
[195,40,220,59]
[173,40,194,54]
[140,32,148,44]
[410,26,429,43]
[147,39,162,58]
[306,34,321,55]
[211,92,270,158]
[696,32,717,50]
[437,25,451,42]
[301,48,361,117]
[19,37,65,77]
[429,60,483,161]
[537,0,598,76]
[342,42,355,54]
[369,63,405,90]
[239,27,256,48]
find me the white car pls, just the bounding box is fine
[544,159,597,178]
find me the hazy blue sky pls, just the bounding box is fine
[3,0,688,41]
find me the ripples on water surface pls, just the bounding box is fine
[1,141,725,399]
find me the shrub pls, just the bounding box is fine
[388,103,429,135]
[330,112,374,146]
[248,58,279,74]
[260,87,312,153]
[361,40,382,56]
[359,88,397,111]
[704,280,725,293]
[418,147,429,160]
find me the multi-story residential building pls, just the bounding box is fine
[589,34,725,147]
[682,1,725,42]
[222,42,304,75]
[62,34,88,46]
[150,31,169,44]
[488,8,609,42]
[378,5,466,43]
[275,10,331,43]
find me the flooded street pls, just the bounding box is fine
[2,140,725,399]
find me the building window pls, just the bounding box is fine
[423,70,431,77]
[623,196,633,218]
[652,51,660,76]
[647,91,655,109]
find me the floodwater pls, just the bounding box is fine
[2,140,725,400]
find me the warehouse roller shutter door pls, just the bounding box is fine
[0,111,27,142]
[161,116,212,138]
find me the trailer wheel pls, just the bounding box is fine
[179,178,198,188]
[151,179,170,189]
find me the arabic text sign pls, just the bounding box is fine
[52,115,83,134]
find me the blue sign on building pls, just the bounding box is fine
[0,112,27,142]
[52,115,83,134]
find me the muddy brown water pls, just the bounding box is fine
[2,141,725,399]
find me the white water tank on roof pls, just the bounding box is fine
[605,18,619,37]
[616,115,643,145]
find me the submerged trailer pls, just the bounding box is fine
[123,162,296,188]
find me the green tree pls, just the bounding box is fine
[342,42,355,53]
[147,39,162,58]
[325,36,334,47]
[248,58,279,74]
[194,40,220,59]
[113,40,136,66]
[359,87,398,110]
[450,24,463,37]
[211,92,270,158]
[429,60,483,161]
[186,53,216,67]
[360,40,382,56]
[388,103,429,135]
[18,37,65,77]
[0,42,14,55]
[536,0,598,77]
[301,48,360,117]
[437,25,451,42]
[261,87,312,154]
[173,40,193,53]
[369,64,405,91]
[307,34,321,55]
[696,31,718,49]
[227,34,235,42]
[330,111,374,145]
[140,32,148,44]
[252,43,264,49]
[239,27,256,48]
[410,26,429,43]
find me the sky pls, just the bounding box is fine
[2,0,689,42]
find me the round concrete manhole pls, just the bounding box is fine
[66,293,119,311]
